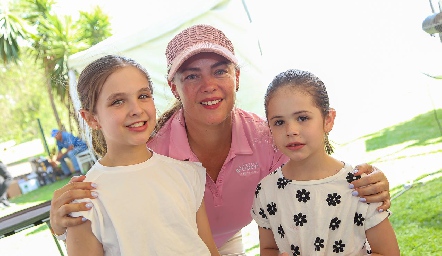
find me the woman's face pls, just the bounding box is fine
[170,52,239,127]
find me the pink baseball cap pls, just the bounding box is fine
[166,24,238,81]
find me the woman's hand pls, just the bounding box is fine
[49,175,97,236]
[350,164,391,212]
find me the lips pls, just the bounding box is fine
[286,142,305,150]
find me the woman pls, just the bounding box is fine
[50,24,391,255]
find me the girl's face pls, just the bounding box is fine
[266,87,335,162]
[84,66,156,152]
[170,52,239,127]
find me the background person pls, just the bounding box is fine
[50,24,391,255]
[0,160,14,208]
[51,129,88,176]
[252,69,399,255]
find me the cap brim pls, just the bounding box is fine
[167,42,238,81]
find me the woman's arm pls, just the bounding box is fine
[350,164,391,211]
[66,220,104,256]
[196,200,220,256]
[366,218,400,256]
[50,175,97,236]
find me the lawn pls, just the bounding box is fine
[0,109,441,255]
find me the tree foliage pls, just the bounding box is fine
[0,52,68,143]
[0,0,112,144]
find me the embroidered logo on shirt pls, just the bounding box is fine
[236,162,259,176]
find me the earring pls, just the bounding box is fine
[174,93,180,100]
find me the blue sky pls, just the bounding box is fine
[54,0,442,142]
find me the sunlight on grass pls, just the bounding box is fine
[390,175,442,255]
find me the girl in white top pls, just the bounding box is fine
[251,69,400,255]
[67,55,219,256]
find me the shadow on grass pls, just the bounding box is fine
[364,109,442,151]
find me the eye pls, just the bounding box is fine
[215,69,228,76]
[297,116,309,122]
[139,94,152,99]
[184,74,198,80]
[274,120,284,126]
[111,99,123,106]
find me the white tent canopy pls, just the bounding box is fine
[68,0,267,119]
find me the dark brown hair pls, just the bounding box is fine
[264,69,334,154]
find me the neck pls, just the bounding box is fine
[100,144,152,167]
[184,112,233,152]
[282,153,343,181]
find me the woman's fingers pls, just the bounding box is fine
[352,171,389,194]
[350,167,391,211]
[50,180,97,235]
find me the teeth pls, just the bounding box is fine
[129,122,144,128]
[201,99,221,106]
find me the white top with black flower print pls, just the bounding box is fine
[251,163,389,255]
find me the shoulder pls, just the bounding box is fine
[234,108,267,125]
[153,153,204,172]
[234,108,271,137]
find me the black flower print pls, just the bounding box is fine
[277,225,285,238]
[329,217,341,230]
[293,212,307,226]
[354,212,365,226]
[267,202,277,215]
[255,183,261,198]
[346,172,361,183]
[314,237,325,251]
[333,240,346,253]
[291,244,301,256]
[326,193,341,206]
[296,189,311,203]
[259,208,268,219]
[277,177,290,189]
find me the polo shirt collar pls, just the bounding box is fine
[167,108,253,162]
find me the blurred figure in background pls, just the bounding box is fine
[0,160,13,208]
[51,129,88,176]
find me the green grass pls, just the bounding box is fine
[0,178,70,256]
[389,173,442,255]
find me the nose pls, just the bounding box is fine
[129,101,143,116]
[286,121,299,137]
[200,75,217,93]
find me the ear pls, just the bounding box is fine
[324,108,336,133]
[80,109,100,129]
[168,80,178,96]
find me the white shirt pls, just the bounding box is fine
[71,152,210,256]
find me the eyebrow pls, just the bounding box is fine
[269,110,310,121]
[179,60,230,73]
[106,86,151,102]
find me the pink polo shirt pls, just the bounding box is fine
[147,108,288,247]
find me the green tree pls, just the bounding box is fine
[0,52,66,143]
[0,0,112,141]
[76,6,112,46]
[0,0,31,64]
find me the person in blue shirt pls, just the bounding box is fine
[51,129,88,176]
